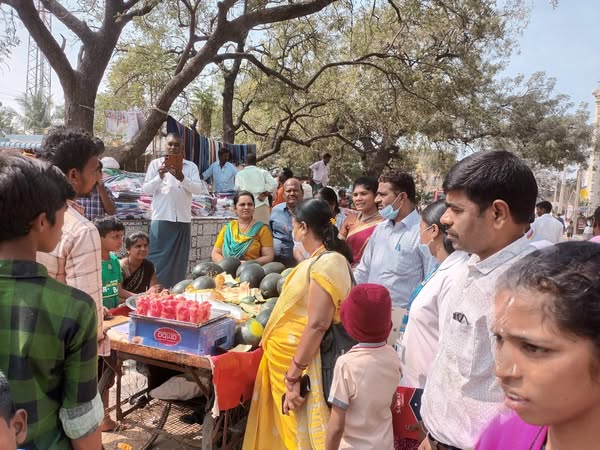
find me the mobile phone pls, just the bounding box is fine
[164,153,183,170]
[281,374,311,414]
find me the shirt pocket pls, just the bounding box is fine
[390,243,420,271]
[447,316,475,379]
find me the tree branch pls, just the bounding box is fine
[40,0,95,44]
[174,0,199,75]
[229,0,336,41]
[2,0,75,86]
[234,99,253,131]
[213,51,413,93]
[119,0,160,22]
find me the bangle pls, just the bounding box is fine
[284,372,301,384]
[293,358,308,370]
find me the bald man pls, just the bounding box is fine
[269,178,302,267]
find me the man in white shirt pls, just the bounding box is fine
[308,153,331,194]
[354,171,434,344]
[301,177,313,199]
[234,153,278,224]
[530,200,563,243]
[142,133,204,288]
[420,150,541,450]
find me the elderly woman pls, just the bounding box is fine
[212,190,274,264]
[243,199,354,450]
[338,176,383,265]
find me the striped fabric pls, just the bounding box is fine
[166,116,256,173]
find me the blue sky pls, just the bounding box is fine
[1,1,599,120]
[502,0,600,118]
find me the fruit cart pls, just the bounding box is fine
[101,317,262,450]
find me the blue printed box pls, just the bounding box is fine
[129,313,235,356]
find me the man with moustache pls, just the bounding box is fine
[270,178,303,267]
[142,133,204,288]
[419,151,544,450]
[354,171,435,344]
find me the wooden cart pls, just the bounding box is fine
[100,320,257,450]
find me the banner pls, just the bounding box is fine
[104,110,144,139]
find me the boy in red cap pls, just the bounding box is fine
[325,284,401,450]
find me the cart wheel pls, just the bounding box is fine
[202,409,218,450]
[98,364,114,397]
[140,401,172,450]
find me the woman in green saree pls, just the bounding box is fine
[211,191,275,264]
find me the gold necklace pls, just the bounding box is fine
[359,210,380,223]
[239,220,253,234]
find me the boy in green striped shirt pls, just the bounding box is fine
[0,153,102,449]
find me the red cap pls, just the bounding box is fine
[340,284,392,343]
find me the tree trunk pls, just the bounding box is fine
[222,40,245,144]
[358,138,392,176]
[222,71,236,144]
[63,78,97,131]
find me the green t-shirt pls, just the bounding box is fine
[101,253,122,309]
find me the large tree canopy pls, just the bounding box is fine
[1,0,340,162]
[3,0,591,175]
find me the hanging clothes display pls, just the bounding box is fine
[166,116,256,174]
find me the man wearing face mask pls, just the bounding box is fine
[354,171,435,344]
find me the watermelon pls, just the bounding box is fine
[277,277,286,295]
[148,300,162,317]
[191,262,223,279]
[240,295,256,305]
[262,261,286,275]
[260,298,278,313]
[260,273,282,299]
[236,261,261,277]
[192,276,216,290]
[161,300,177,320]
[218,257,241,277]
[171,279,193,294]
[234,325,244,346]
[281,268,293,277]
[176,302,190,322]
[136,297,150,315]
[256,308,273,328]
[240,318,263,347]
[239,264,265,288]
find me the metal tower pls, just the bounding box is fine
[25,0,52,101]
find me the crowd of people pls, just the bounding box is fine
[1,125,600,450]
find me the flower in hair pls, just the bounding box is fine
[330,217,336,225]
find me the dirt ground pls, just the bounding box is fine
[101,361,203,450]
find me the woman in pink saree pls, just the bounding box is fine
[339,176,383,266]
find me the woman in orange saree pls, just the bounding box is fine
[338,176,383,265]
[242,199,354,450]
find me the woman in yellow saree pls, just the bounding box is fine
[338,176,383,266]
[243,199,354,450]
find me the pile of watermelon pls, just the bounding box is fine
[135,292,212,324]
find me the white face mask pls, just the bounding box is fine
[420,224,435,246]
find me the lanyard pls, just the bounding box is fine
[397,264,440,344]
[407,264,440,311]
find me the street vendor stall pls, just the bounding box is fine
[99,252,290,449]
[102,316,262,450]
